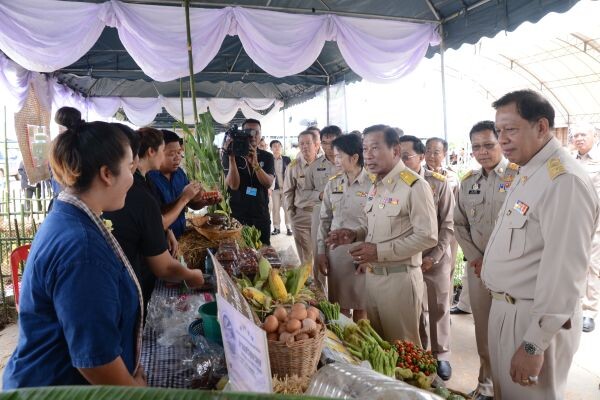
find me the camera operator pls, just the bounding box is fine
[222,119,275,245]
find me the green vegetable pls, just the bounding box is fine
[241,225,262,249]
[318,300,340,321]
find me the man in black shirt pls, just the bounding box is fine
[223,119,275,245]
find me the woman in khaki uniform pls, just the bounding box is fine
[317,134,370,321]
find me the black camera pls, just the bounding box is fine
[224,125,256,157]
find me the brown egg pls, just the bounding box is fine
[289,307,308,321]
[263,315,279,333]
[291,303,306,312]
[273,306,288,322]
[286,318,302,333]
[295,333,309,341]
[306,306,320,321]
[277,322,287,334]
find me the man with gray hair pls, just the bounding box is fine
[572,123,600,333]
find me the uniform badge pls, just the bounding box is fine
[499,182,510,192]
[356,191,368,197]
[504,175,514,182]
[379,203,385,209]
[521,176,528,184]
[514,200,529,215]
[472,183,479,190]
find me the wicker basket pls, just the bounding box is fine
[268,328,326,378]
[189,215,242,241]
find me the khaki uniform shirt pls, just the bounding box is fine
[454,158,518,261]
[304,155,337,207]
[317,169,371,254]
[355,160,438,268]
[283,155,317,214]
[482,138,600,350]
[426,165,460,196]
[420,168,455,263]
[576,146,600,204]
[274,157,285,190]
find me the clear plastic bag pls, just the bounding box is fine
[306,363,443,399]
[185,342,228,390]
[280,245,301,268]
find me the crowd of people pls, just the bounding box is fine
[2,89,599,400]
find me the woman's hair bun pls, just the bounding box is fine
[55,107,83,130]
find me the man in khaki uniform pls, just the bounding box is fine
[283,130,320,265]
[425,137,460,304]
[326,125,438,345]
[572,124,600,333]
[304,126,342,293]
[399,135,454,380]
[482,90,599,399]
[454,121,518,400]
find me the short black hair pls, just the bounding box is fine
[298,129,318,142]
[269,140,282,148]
[242,118,261,128]
[161,129,183,145]
[332,133,364,167]
[363,124,400,148]
[399,135,425,155]
[425,137,448,153]
[320,125,342,140]
[469,120,498,141]
[492,89,555,128]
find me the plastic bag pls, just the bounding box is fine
[186,342,228,390]
[280,245,301,268]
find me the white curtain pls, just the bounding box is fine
[0,54,282,125]
[0,0,439,83]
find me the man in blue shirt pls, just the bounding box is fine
[147,130,213,239]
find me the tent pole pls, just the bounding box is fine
[179,78,185,125]
[440,24,448,144]
[184,0,199,126]
[326,76,330,126]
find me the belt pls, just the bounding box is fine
[299,206,313,212]
[489,290,517,304]
[369,265,410,275]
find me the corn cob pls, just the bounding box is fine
[268,269,288,301]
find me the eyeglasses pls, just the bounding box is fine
[425,150,443,156]
[471,143,498,153]
[401,154,418,161]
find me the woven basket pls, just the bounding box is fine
[268,328,326,378]
[189,215,242,241]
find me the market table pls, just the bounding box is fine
[141,280,215,388]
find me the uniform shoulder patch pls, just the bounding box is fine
[431,171,446,182]
[399,170,419,187]
[461,170,475,182]
[508,162,519,170]
[329,172,342,181]
[547,157,566,180]
[368,173,377,183]
[289,159,297,167]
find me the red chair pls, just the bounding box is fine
[10,244,31,312]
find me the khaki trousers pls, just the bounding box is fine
[291,208,313,266]
[488,298,582,400]
[366,266,424,345]
[419,253,452,361]
[456,267,472,312]
[467,264,493,396]
[271,189,290,230]
[310,204,327,295]
[583,231,600,318]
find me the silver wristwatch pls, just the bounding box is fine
[523,341,543,355]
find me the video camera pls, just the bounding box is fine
[224,125,256,157]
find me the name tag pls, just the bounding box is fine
[317,167,326,171]
[468,190,481,195]
[246,187,258,197]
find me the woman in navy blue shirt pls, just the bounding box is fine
[3,120,145,388]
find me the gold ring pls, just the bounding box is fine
[521,379,529,384]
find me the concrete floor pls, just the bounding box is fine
[0,231,598,398]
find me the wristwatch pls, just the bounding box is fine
[523,341,543,355]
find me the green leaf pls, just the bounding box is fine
[0,386,330,400]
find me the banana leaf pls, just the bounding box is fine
[0,386,331,400]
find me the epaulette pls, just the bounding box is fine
[399,170,418,187]
[461,170,476,182]
[368,173,377,183]
[328,172,342,181]
[431,171,446,182]
[508,162,519,170]
[547,157,566,180]
[289,159,297,167]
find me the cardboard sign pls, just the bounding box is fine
[216,292,272,393]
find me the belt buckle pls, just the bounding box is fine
[367,265,374,274]
[504,293,515,304]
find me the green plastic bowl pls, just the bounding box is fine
[198,301,222,344]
